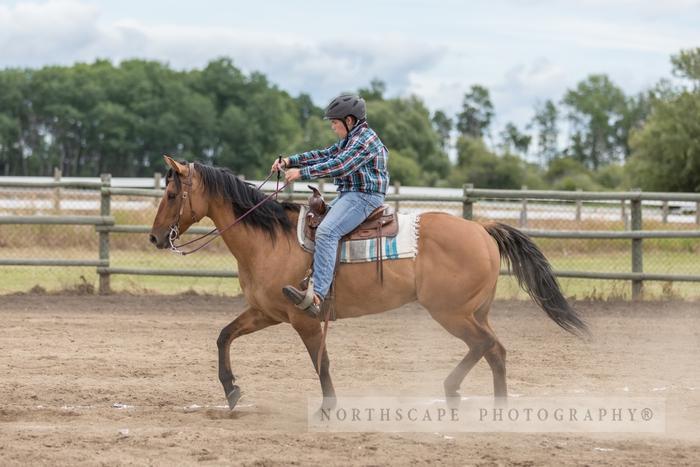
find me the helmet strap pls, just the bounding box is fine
[342,116,357,136]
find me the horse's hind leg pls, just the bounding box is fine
[429,306,497,400]
[290,315,336,405]
[217,307,279,410]
[481,321,507,398]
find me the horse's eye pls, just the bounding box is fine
[167,192,177,200]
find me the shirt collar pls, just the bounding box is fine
[348,120,368,138]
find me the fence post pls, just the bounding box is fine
[153,172,162,208]
[519,185,528,227]
[622,200,629,229]
[53,167,62,212]
[575,188,583,223]
[696,201,699,226]
[394,181,401,213]
[99,173,111,295]
[462,183,473,220]
[661,200,669,224]
[284,181,294,202]
[630,189,643,300]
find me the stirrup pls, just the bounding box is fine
[282,280,323,319]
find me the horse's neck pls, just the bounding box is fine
[207,202,296,273]
[206,205,257,270]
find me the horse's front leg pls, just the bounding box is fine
[290,314,336,406]
[217,307,279,409]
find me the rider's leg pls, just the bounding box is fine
[284,191,383,315]
[312,191,381,298]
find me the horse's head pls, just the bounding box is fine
[149,155,209,249]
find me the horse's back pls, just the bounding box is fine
[332,212,499,319]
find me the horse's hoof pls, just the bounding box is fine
[321,396,337,410]
[226,386,241,410]
[494,396,508,408]
[446,392,461,409]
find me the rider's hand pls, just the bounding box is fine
[271,157,289,173]
[285,168,302,183]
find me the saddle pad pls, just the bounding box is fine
[297,205,420,263]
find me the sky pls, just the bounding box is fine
[1,0,699,135]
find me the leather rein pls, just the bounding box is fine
[167,162,288,256]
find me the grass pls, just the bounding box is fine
[1,197,698,299]
[1,246,698,300]
[0,247,240,296]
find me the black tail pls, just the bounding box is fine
[483,222,590,337]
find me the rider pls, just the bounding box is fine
[271,93,389,318]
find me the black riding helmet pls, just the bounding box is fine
[324,94,366,135]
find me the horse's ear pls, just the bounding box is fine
[164,155,187,175]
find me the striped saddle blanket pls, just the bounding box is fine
[296,205,420,263]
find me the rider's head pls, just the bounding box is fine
[324,93,366,139]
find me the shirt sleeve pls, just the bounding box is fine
[287,143,339,167]
[300,133,378,180]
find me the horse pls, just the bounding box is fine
[149,156,588,410]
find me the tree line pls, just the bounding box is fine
[0,49,698,192]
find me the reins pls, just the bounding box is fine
[168,164,288,256]
[168,160,334,363]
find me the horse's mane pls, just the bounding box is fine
[168,162,300,240]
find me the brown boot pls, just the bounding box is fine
[282,285,323,319]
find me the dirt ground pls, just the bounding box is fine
[1,294,698,466]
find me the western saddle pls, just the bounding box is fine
[302,186,398,290]
[304,186,398,243]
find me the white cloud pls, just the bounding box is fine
[537,17,695,54]
[569,0,700,12]
[0,1,445,104]
[1,0,698,135]
[0,0,101,65]
[501,0,700,14]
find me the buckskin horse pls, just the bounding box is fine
[149,156,588,410]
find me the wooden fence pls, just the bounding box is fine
[1,176,699,299]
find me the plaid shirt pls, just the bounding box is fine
[287,121,389,194]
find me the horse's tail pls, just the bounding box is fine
[482,221,590,337]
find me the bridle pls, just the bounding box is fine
[166,160,288,256]
[167,163,198,248]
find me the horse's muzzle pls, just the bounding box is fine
[149,232,168,249]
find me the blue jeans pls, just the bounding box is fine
[313,191,385,297]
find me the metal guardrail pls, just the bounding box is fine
[1,176,699,298]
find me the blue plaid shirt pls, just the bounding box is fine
[287,121,389,194]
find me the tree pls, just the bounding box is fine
[0,113,19,175]
[431,110,452,152]
[499,122,531,156]
[368,96,450,185]
[450,136,544,189]
[196,57,246,113]
[671,47,700,89]
[0,59,451,180]
[388,149,422,185]
[562,74,629,169]
[545,156,595,190]
[616,92,651,160]
[0,69,32,175]
[456,85,494,138]
[295,93,315,127]
[530,100,559,165]
[628,91,700,192]
[358,79,386,101]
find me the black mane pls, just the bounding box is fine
[170,162,299,240]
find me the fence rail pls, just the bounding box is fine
[1,175,699,299]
